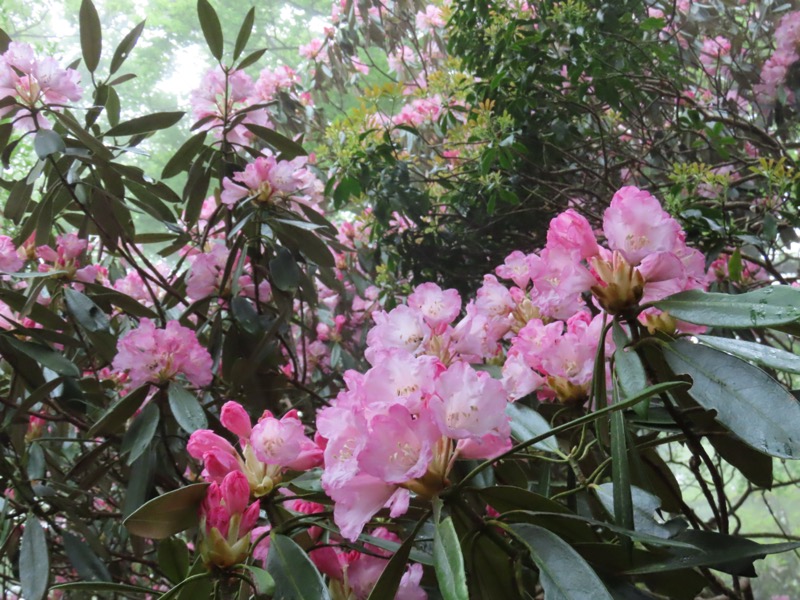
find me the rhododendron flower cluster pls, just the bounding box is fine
[755,11,800,104]
[112,319,213,388]
[221,152,323,211]
[188,401,322,497]
[317,281,514,541]
[197,471,260,569]
[0,42,81,131]
[314,187,706,540]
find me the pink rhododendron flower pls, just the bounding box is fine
[0,42,81,131]
[407,282,461,331]
[220,153,322,211]
[0,236,23,273]
[112,318,213,388]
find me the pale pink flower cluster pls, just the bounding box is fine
[188,400,322,497]
[0,236,23,274]
[313,188,705,541]
[317,282,513,541]
[190,67,271,146]
[755,11,800,104]
[0,42,81,131]
[415,5,446,33]
[112,318,213,388]
[185,241,272,302]
[220,152,323,211]
[699,36,731,76]
[392,95,443,127]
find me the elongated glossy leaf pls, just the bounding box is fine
[89,385,150,436]
[434,515,468,600]
[20,516,49,600]
[624,532,800,575]
[233,7,255,61]
[3,337,80,377]
[654,286,800,329]
[110,19,145,75]
[512,524,613,600]
[106,111,185,137]
[696,335,800,374]
[595,484,680,539]
[123,482,210,539]
[237,48,267,71]
[505,403,559,453]
[159,537,190,584]
[34,130,65,158]
[65,288,110,332]
[197,0,223,60]
[161,131,207,179]
[63,532,111,581]
[270,246,300,292]
[168,383,208,434]
[244,565,275,596]
[612,322,648,410]
[79,0,102,72]
[610,388,634,536]
[245,124,307,159]
[662,339,800,458]
[121,402,160,465]
[268,533,331,600]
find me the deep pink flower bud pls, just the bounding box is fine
[187,430,237,460]
[221,401,252,439]
[221,471,251,515]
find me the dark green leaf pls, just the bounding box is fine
[4,179,32,224]
[612,322,648,412]
[159,537,190,584]
[26,443,45,481]
[20,516,49,600]
[511,524,613,600]
[433,500,468,600]
[121,402,160,465]
[110,20,145,75]
[123,482,210,539]
[268,533,331,600]
[34,130,66,159]
[653,286,800,329]
[161,131,207,179]
[64,288,110,332]
[624,531,800,575]
[79,0,102,72]
[662,339,800,458]
[63,532,111,581]
[89,385,151,436]
[236,47,267,71]
[244,123,307,159]
[728,249,743,283]
[0,27,10,53]
[168,382,208,434]
[594,484,679,539]
[244,565,275,596]
[505,402,559,453]
[610,383,634,537]
[270,246,300,292]
[233,8,255,61]
[3,336,80,377]
[696,335,800,374]
[197,0,224,61]
[106,111,185,137]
